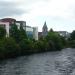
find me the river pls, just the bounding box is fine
[0,48,75,75]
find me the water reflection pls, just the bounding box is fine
[0,48,75,75]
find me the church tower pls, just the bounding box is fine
[42,21,48,37]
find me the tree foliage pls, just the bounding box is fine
[0,37,20,59]
[0,26,6,38]
[70,30,75,40]
[10,24,27,42]
[46,32,63,50]
[49,28,54,32]
[19,25,27,40]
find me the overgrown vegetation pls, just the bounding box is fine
[68,30,75,48]
[0,25,74,60]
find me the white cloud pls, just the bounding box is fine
[26,0,75,19]
[1,0,75,32]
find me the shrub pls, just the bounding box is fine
[19,39,33,55]
[69,40,75,48]
[46,32,63,50]
[0,37,20,59]
[0,26,6,39]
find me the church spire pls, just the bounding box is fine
[42,21,48,37]
[44,21,47,27]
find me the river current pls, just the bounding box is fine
[0,48,75,75]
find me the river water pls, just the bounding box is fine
[0,48,75,75]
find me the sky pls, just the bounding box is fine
[0,0,75,32]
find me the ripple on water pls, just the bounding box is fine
[0,48,75,75]
[55,48,75,75]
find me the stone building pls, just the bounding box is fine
[42,21,48,37]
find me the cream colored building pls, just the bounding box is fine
[33,27,38,40]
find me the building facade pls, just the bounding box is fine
[56,31,70,38]
[16,21,26,30]
[33,27,38,40]
[26,26,38,40]
[0,18,38,40]
[26,26,33,38]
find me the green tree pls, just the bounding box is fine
[10,24,27,42]
[46,32,63,50]
[49,28,54,32]
[0,26,6,38]
[10,24,20,42]
[70,30,75,40]
[3,37,20,58]
[19,25,27,40]
[19,39,33,55]
[0,37,20,59]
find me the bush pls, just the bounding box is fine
[33,39,51,52]
[10,24,27,43]
[19,39,33,55]
[33,40,45,52]
[47,40,56,51]
[0,26,6,39]
[0,37,20,59]
[69,40,75,48]
[46,32,63,50]
[70,30,75,40]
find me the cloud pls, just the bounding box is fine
[0,0,75,19]
[0,0,75,32]
[0,1,26,17]
[0,0,47,17]
[24,0,75,20]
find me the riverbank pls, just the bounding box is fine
[0,48,69,61]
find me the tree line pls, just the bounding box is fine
[0,24,75,60]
